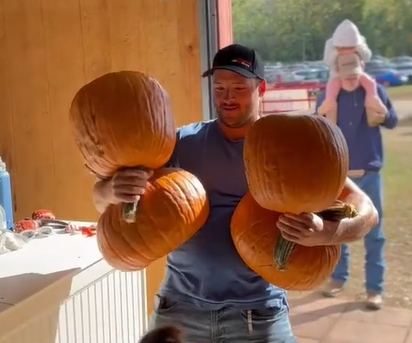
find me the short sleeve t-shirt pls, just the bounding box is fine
[159,119,287,310]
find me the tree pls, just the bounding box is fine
[232,0,412,61]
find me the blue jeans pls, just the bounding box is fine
[332,171,385,294]
[149,295,297,343]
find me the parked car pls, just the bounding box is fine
[390,56,412,64]
[365,61,396,70]
[371,55,389,63]
[366,68,408,87]
[392,63,412,83]
[293,69,330,84]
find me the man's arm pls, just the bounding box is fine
[377,84,398,129]
[326,178,379,244]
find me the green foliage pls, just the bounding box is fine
[232,0,412,61]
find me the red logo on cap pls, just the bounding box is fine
[232,59,252,68]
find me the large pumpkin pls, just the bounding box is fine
[70,71,176,178]
[97,168,209,271]
[231,192,357,291]
[244,114,349,214]
[70,72,209,271]
[234,113,355,290]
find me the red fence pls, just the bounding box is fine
[262,82,325,115]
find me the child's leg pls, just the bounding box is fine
[317,77,341,124]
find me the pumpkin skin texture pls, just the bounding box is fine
[70,72,209,271]
[231,192,341,291]
[69,71,176,179]
[244,114,349,214]
[97,168,210,272]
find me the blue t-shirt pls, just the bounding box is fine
[316,84,398,171]
[158,119,287,310]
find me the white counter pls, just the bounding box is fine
[0,229,148,343]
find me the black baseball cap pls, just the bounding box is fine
[202,44,265,80]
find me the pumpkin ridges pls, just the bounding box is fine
[106,205,152,268]
[140,181,180,256]
[151,169,209,250]
[116,202,157,263]
[314,118,348,202]
[70,71,176,178]
[71,72,209,271]
[244,114,348,214]
[231,192,342,291]
[97,208,149,271]
[125,183,175,260]
[96,168,209,271]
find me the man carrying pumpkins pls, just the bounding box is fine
[316,20,399,310]
[86,44,379,343]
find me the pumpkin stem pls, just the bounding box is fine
[316,200,358,221]
[123,202,139,223]
[274,237,295,271]
[273,200,358,271]
[120,166,148,223]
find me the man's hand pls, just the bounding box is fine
[277,213,334,247]
[111,168,154,203]
[92,168,153,213]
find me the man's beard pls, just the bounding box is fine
[216,108,254,128]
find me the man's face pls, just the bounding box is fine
[213,69,261,128]
[341,74,360,90]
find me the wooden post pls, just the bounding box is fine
[216,0,233,48]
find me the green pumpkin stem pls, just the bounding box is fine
[121,165,148,224]
[123,202,139,223]
[273,200,359,271]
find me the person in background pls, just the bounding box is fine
[93,44,378,343]
[316,74,398,310]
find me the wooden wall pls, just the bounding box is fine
[0,0,204,222]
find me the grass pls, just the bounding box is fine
[386,84,412,100]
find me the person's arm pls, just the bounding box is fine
[327,177,379,244]
[377,84,398,129]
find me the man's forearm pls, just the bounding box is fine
[92,179,115,214]
[328,179,379,244]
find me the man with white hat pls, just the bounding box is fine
[316,20,399,310]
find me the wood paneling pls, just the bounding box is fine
[0,0,203,222]
[0,0,204,316]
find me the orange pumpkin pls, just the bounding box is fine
[233,113,355,290]
[244,114,349,214]
[231,192,356,291]
[97,168,209,271]
[70,71,176,179]
[70,72,209,271]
